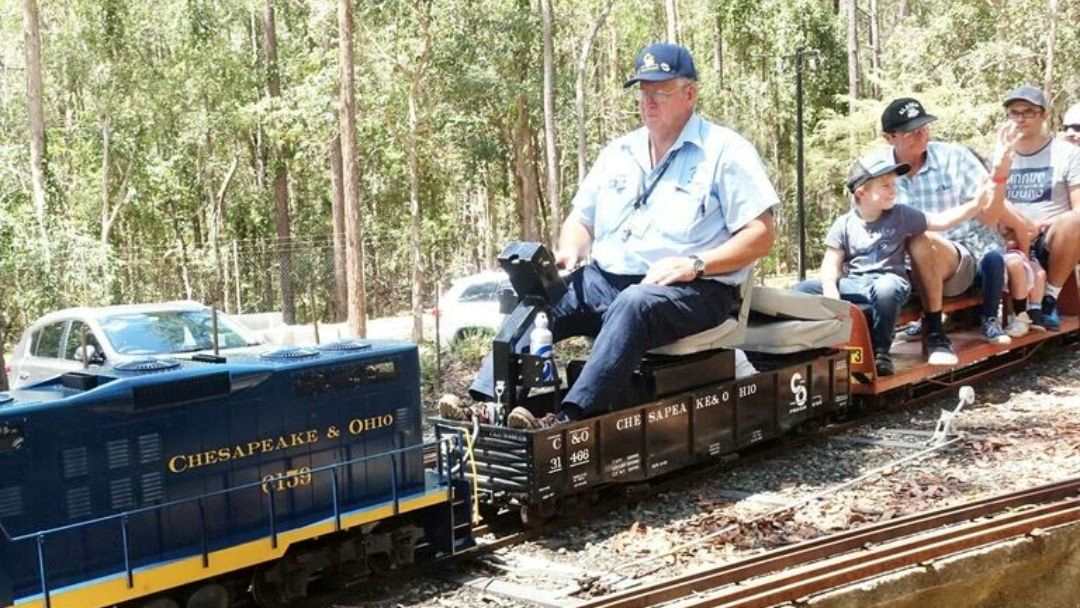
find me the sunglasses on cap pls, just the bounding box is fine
[1065,124,1080,133]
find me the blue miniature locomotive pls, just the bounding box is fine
[0,341,472,608]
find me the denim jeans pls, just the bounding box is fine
[975,250,1004,321]
[795,273,911,355]
[469,262,740,416]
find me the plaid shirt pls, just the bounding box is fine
[886,142,1003,258]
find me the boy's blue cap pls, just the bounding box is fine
[847,155,910,193]
[623,43,698,88]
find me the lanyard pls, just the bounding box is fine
[635,145,681,210]
[615,145,682,241]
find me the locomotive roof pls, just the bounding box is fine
[0,338,417,415]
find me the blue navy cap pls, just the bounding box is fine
[623,43,698,88]
[847,155,910,193]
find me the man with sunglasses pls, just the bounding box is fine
[879,98,1015,364]
[456,43,778,429]
[995,86,1080,330]
[1063,103,1080,147]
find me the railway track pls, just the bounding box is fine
[578,475,1080,608]
[348,342,1071,608]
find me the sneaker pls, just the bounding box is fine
[1005,313,1031,338]
[1026,309,1047,332]
[438,394,492,423]
[507,407,568,430]
[895,320,922,343]
[926,332,959,366]
[874,352,895,377]
[1041,296,1061,331]
[980,318,1011,345]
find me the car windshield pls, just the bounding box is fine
[100,310,259,355]
[456,280,513,303]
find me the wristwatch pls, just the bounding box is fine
[688,254,706,279]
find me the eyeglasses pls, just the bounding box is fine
[892,125,928,139]
[635,85,688,103]
[1064,124,1080,133]
[1007,108,1043,120]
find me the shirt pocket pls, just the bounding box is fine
[654,181,714,242]
[934,176,960,207]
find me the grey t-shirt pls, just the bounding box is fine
[1005,138,1080,223]
[825,204,928,277]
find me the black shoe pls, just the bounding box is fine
[1027,308,1047,331]
[1041,296,1061,331]
[926,331,959,366]
[874,352,895,376]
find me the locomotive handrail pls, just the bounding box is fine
[8,436,456,543]
[10,434,464,608]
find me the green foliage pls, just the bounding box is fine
[0,0,1076,350]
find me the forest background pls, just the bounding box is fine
[1,0,1077,371]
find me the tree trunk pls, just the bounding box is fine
[339,0,367,337]
[264,0,296,324]
[540,0,561,247]
[482,180,496,269]
[211,155,239,308]
[512,95,541,242]
[101,120,111,243]
[1043,0,1057,101]
[869,0,881,98]
[23,0,47,228]
[407,81,425,342]
[329,133,348,322]
[664,0,678,44]
[249,10,268,192]
[404,0,433,343]
[576,0,614,189]
[846,0,860,110]
[713,8,724,89]
[0,313,8,391]
[897,0,909,19]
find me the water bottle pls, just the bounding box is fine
[530,312,556,384]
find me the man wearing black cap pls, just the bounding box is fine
[1063,103,1080,147]
[878,97,1016,363]
[997,85,1080,330]
[461,43,778,429]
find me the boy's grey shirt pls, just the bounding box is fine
[825,204,928,277]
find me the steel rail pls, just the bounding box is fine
[683,498,1080,608]
[580,475,1080,608]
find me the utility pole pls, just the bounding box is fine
[796,47,806,281]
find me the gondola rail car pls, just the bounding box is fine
[0,341,474,608]
[435,243,854,523]
[436,244,1080,523]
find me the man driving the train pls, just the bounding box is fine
[444,43,778,429]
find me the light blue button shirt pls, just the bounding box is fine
[570,113,779,285]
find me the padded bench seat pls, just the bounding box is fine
[648,280,852,357]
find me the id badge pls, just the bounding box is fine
[623,210,651,241]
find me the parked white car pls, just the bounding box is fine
[6,300,262,389]
[435,271,514,345]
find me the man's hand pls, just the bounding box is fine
[554,248,582,270]
[991,122,1022,182]
[642,256,697,286]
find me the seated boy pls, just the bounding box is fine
[795,154,992,376]
[1001,225,1047,336]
